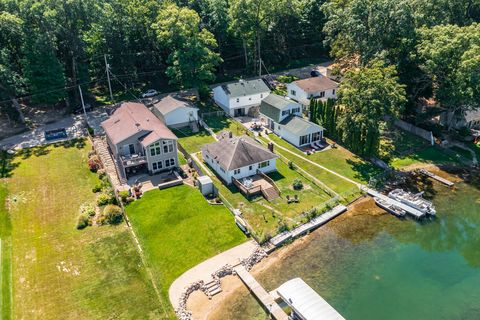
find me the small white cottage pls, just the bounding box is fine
[152,95,198,129]
[287,76,339,107]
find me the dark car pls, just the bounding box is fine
[73,104,93,114]
[310,70,321,77]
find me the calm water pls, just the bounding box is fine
[211,180,480,319]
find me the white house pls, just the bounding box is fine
[287,76,339,107]
[152,95,198,129]
[260,93,324,148]
[212,79,271,117]
[201,134,278,184]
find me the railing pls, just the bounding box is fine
[232,177,262,198]
[256,170,281,195]
[121,154,147,167]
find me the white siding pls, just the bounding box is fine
[145,139,179,173]
[163,107,198,127]
[275,122,323,147]
[213,85,270,116]
[202,149,277,184]
[287,82,337,105]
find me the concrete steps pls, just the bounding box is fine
[204,280,222,297]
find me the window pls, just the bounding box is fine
[260,94,263,98]
[299,134,311,145]
[249,165,253,170]
[319,91,325,98]
[282,110,289,116]
[205,154,209,159]
[162,140,174,153]
[249,97,252,101]
[311,132,321,142]
[165,158,175,167]
[220,167,226,173]
[128,144,135,155]
[234,168,240,175]
[236,98,240,103]
[290,90,296,96]
[332,89,336,95]
[152,161,163,171]
[150,142,161,156]
[292,107,300,114]
[152,162,157,170]
[259,161,270,168]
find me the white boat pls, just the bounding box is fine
[388,189,436,216]
[235,216,250,235]
[374,197,406,218]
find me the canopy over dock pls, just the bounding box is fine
[276,278,345,320]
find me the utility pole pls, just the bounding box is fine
[258,37,262,77]
[104,54,114,103]
[78,85,88,123]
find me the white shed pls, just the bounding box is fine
[197,175,214,196]
[153,95,199,129]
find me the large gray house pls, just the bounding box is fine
[101,102,179,178]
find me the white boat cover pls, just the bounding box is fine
[276,278,345,320]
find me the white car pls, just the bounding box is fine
[141,89,158,98]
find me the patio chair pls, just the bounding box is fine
[310,142,319,150]
[294,194,299,203]
[286,195,292,203]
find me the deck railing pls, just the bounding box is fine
[256,170,281,195]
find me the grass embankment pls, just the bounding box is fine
[126,185,246,310]
[261,134,379,191]
[203,115,250,135]
[1,140,163,319]
[390,147,461,169]
[172,127,216,154]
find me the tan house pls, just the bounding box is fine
[101,102,179,178]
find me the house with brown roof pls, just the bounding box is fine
[101,102,179,178]
[201,134,278,184]
[287,76,339,106]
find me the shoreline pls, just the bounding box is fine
[186,196,381,319]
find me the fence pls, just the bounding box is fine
[393,118,434,146]
[200,110,226,118]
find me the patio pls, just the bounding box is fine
[127,170,183,193]
[234,116,271,135]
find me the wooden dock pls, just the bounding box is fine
[419,169,454,186]
[270,205,347,247]
[366,188,426,219]
[234,266,289,320]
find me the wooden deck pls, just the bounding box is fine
[234,266,289,320]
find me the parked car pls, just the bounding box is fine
[310,70,321,77]
[141,89,158,98]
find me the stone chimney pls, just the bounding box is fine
[268,142,274,153]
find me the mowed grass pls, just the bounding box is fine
[2,140,163,319]
[0,181,12,319]
[125,185,246,311]
[202,155,333,236]
[172,127,216,154]
[203,115,250,135]
[261,134,377,192]
[390,146,461,169]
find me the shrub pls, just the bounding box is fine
[76,214,90,230]
[277,220,290,233]
[88,155,101,172]
[79,203,96,217]
[292,178,303,190]
[288,161,296,170]
[96,191,117,206]
[99,205,123,225]
[92,183,103,193]
[118,190,133,205]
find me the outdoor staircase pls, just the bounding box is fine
[262,186,280,201]
[204,280,222,297]
[92,137,127,189]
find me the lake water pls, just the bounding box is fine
[210,179,480,319]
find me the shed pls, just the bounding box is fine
[276,278,345,320]
[197,175,214,196]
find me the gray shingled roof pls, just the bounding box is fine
[202,135,278,171]
[219,79,270,98]
[260,94,300,122]
[280,115,324,136]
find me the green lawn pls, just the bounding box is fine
[203,115,250,136]
[203,155,334,237]
[261,134,379,190]
[172,127,216,154]
[1,140,163,319]
[380,126,430,160]
[0,181,11,319]
[390,146,461,169]
[125,185,246,314]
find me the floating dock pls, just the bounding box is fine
[419,169,454,186]
[367,189,426,219]
[275,278,345,320]
[234,266,289,320]
[270,205,347,247]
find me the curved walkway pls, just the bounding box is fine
[168,240,258,310]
